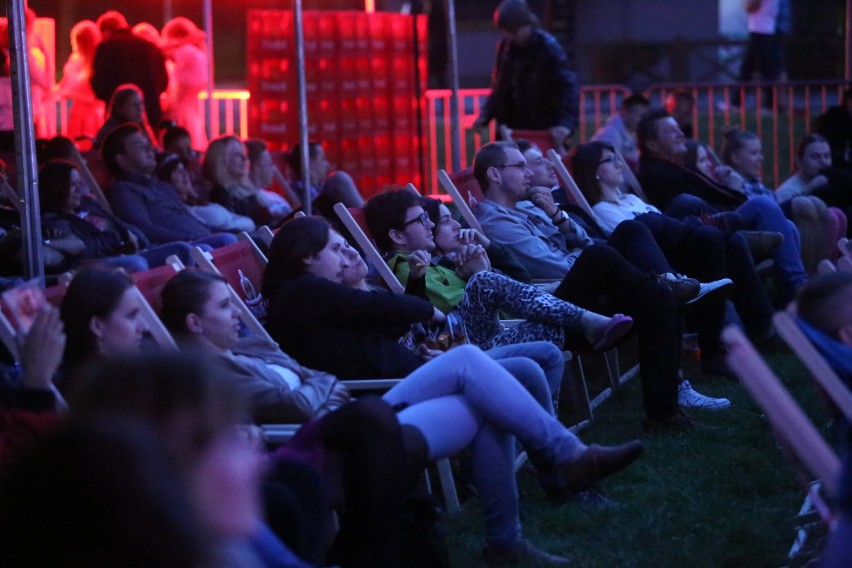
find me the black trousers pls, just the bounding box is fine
[553,244,680,421]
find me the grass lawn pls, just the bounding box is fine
[444,348,831,567]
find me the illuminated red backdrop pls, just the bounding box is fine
[247,10,427,196]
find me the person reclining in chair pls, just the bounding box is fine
[636,108,808,305]
[794,272,852,568]
[473,141,732,431]
[364,189,634,356]
[102,123,237,251]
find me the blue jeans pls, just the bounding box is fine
[97,254,149,272]
[486,340,564,405]
[139,242,194,267]
[385,346,586,547]
[193,232,239,249]
[664,194,807,297]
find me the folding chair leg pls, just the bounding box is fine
[602,348,621,390]
[563,355,594,422]
[437,458,461,515]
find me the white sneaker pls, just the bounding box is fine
[678,380,731,411]
[686,278,733,305]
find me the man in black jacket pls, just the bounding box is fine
[637,108,807,303]
[473,0,579,151]
[91,11,169,127]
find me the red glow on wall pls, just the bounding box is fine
[247,10,427,196]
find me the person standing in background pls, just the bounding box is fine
[91,11,169,127]
[730,0,781,112]
[473,0,579,154]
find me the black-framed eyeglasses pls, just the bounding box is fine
[494,162,528,171]
[598,156,618,166]
[403,211,431,227]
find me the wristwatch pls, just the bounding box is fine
[551,210,569,226]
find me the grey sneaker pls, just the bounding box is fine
[687,278,734,305]
[678,380,731,411]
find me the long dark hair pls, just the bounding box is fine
[569,140,614,206]
[262,216,330,297]
[60,268,135,372]
[39,160,78,214]
[160,270,227,335]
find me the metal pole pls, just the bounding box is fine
[446,0,461,171]
[294,0,311,215]
[846,0,851,81]
[203,0,214,141]
[7,0,43,282]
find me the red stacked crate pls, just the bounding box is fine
[247,10,427,194]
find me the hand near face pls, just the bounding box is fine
[458,228,490,249]
[407,250,432,279]
[807,174,829,192]
[454,244,490,278]
[19,305,66,391]
[715,166,745,191]
[526,186,560,218]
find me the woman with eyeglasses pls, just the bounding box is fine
[570,140,778,368]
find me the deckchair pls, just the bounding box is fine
[436,167,483,233]
[129,259,186,351]
[615,149,648,202]
[722,324,842,497]
[333,202,405,294]
[334,201,599,427]
[546,148,601,223]
[437,166,632,398]
[190,232,272,341]
[498,124,570,157]
[773,310,852,423]
[722,323,840,558]
[68,151,113,214]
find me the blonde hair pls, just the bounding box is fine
[202,135,255,199]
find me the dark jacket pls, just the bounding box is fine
[209,184,276,227]
[264,274,434,380]
[91,28,169,126]
[480,28,579,132]
[814,105,852,169]
[638,155,747,212]
[108,173,210,243]
[41,196,150,260]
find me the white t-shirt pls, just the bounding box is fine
[592,192,660,235]
[748,0,779,34]
[775,172,808,202]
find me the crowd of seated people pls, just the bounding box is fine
[2,13,851,561]
[0,262,645,566]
